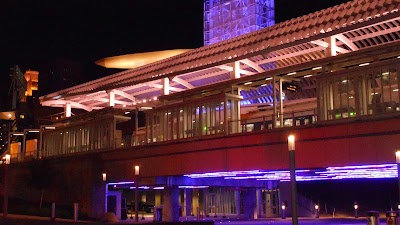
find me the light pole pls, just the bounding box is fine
[396,150,400,207]
[315,203,319,218]
[134,165,140,223]
[354,201,359,218]
[288,135,298,225]
[3,154,10,218]
[281,202,286,219]
[102,173,107,216]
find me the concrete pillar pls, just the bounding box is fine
[203,188,209,217]
[256,189,262,219]
[192,189,199,216]
[243,188,257,219]
[155,190,161,207]
[163,187,179,222]
[279,181,294,217]
[91,183,107,219]
[235,189,241,215]
[184,189,193,216]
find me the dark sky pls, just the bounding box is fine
[0,0,350,103]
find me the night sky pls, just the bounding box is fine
[0,0,350,107]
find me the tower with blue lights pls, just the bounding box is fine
[204,0,275,46]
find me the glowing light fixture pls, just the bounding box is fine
[359,62,370,67]
[5,154,10,165]
[396,151,400,163]
[102,173,107,181]
[134,165,140,176]
[178,186,209,189]
[184,164,398,181]
[288,135,295,151]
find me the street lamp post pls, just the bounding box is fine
[396,150,400,207]
[288,135,298,225]
[102,172,108,217]
[134,165,140,223]
[3,154,10,218]
[354,201,359,218]
[281,203,286,219]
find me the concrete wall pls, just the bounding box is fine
[7,156,104,219]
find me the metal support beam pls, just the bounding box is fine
[172,77,194,89]
[163,78,170,95]
[112,89,136,102]
[108,90,115,107]
[64,102,72,117]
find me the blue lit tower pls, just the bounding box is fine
[204,0,275,46]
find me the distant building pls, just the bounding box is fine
[204,0,275,45]
[0,67,40,155]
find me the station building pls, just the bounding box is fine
[6,0,400,222]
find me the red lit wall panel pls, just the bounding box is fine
[102,117,400,181]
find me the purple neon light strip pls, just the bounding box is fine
[107,181,135,185]
[184,164,397,181]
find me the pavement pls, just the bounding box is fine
[0,213,386,225]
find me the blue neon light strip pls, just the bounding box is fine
[184,164,397,181]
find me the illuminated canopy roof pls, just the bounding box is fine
[41,0,400,112]
[95,49,192,69]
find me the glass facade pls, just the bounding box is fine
[37,61,400,154]
[318,60,400,121]
[41,115,130,157]
[144,93,241,144]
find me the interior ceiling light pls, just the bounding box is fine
[312,66,322,70]
[359,62,370,67]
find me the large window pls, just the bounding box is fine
[144,93,241,144]
[318,60,400,121]
[42,119,114,157]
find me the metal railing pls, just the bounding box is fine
[228,109,317,134]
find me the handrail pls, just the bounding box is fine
[227,108,318,134]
